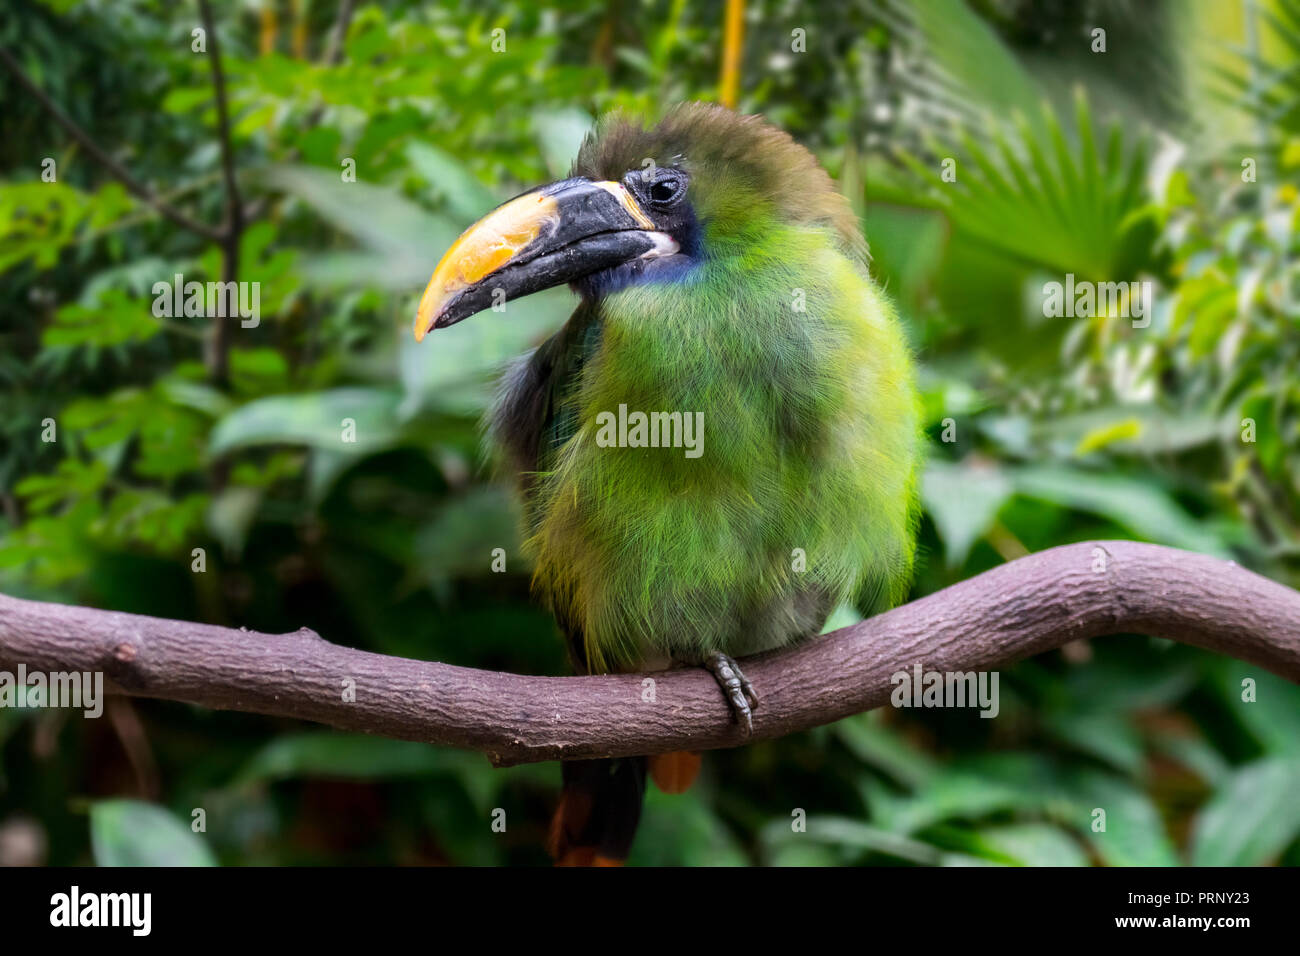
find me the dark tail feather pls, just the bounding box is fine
[548,756,647,866]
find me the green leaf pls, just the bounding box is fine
[1075,417,1142,455]
[532,107,594,180]
[44,288,161,349]
[819,602,863,634]
[206,486,262,557]
[763,843,841,867]
[209,388,405,456]
[903,0,1041,123]
[15,459,109,514]
[414,485,525,590]
[1010,466,1230,557]
[405,142,498,223]
[236,733,482,785]
[1191,758,1300,865]
[1148,729,1230,787]
[871,753,1061,835]
[894,92,1153,282]
[160,86,211,114]
[91,800,216,867]
[626,787,747,866]
[968,823,1089,866]
[398,286,572,415]
[921,459,1014,566]
[1056,653,1199,713]
[833,712,937,789]
[761,815,989,866]
[1208,662,1300,757]
[240,733,551,821]
[1028,407,1232,456]
[1044,710,1145,776]
[264,164,460,288]
[1071,770,1179,866]
[229,347,290,397]
[298,126,342,166]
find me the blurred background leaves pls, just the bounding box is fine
[0,0,1297,866]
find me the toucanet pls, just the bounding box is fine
[414,103,922,865]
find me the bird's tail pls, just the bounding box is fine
[549,756,646,866]
[548,751,702,865]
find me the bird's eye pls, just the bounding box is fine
[641,171,686,208]
[650,178,679,203]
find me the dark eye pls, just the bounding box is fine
[643,171,686,208]
[650,178,679,203]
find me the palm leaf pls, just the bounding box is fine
[893,91,1155,280]
[1211,0,1300,158]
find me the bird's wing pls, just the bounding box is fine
[489,300,600,500]
[488,300,602,670]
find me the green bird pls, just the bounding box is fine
[414,103,921,865]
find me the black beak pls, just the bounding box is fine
[414,177,678,338]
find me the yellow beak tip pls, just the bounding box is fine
[413,292,443,342]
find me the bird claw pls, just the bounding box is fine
[704,652,758,736]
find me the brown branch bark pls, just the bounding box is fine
[0,541,1296,768]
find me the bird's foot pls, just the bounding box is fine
[704,652,758,736]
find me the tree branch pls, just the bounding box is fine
[197,0,243,388]
[321,0,356,66]
[0,541,1296,768]
[198,0,243,240]
[0,42,223,242]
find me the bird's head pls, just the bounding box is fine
[413,103,864,340]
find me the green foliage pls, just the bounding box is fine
[1190,757,1300,865]
[896,94,1158,281]
[1214,0,1300,163]
[0,0,1295,867]
[91,800,217,867]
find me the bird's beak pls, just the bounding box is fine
[414,177,678,339]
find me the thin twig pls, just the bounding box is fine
[197,0,244,387]
[321,0,356,66]
[198,0,243,238]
